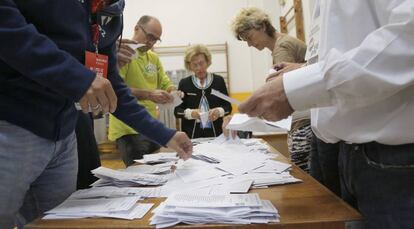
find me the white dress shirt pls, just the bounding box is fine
[283,0,414,145]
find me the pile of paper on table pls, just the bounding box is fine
[69,186,162,199]
[91,167,170,187]
[134,152,179,164]
[43,194,153,220]
[150,193,279,228]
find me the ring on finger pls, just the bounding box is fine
[91,104,101,110]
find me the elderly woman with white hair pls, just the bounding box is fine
[174,44,232,139]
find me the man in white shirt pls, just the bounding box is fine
[239,0,414,228]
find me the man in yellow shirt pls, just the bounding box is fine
[109,15,175,166]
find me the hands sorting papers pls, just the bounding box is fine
[226,113,292,133]
[44,135,300,225]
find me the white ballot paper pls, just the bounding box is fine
[211,89,241,105]
[199,111,209,128]
[226,113,291,132]
[46,196,141,214]
[164,193,262,208]
[157,91,183,109]
[127,43,146,50]
[122,43,146,59]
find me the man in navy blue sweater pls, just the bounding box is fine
[0,1,192,228]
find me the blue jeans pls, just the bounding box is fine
[339,142,414,229]
[0,121,78,229]
[310,135,341,196]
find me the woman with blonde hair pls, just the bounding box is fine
[231,7,306,64]
[228,7,312,173]
[174,44,232,139]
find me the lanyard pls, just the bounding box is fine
[90,0,108,53]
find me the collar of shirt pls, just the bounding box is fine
[192,73,212,90]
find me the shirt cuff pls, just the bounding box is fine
[217,107,225,117]
[184,108,194,120]
[283,62,332,111]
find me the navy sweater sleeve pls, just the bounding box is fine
[102,43,176,146]
[0,1,95,101]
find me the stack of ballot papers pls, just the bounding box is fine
[91,167,170,187]
[43,195,153,220]
[226,113,291,133]
[69,186,162,199]
[123,162,175,175]
[135,152,179,164]
[150,193,279,228]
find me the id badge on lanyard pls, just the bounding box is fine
[85,0,109,78]
[85,51,108,78]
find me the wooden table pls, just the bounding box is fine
[26,142,362,229]
[253,132,289,158]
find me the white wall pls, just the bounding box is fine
[123,0,281,93]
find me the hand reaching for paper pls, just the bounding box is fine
[166,131,193,160]
[238,76,294,121]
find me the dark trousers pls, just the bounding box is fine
[338,142,414,229]
[75,112,101,189]
[116,134,161,166]
[310,134,341,196]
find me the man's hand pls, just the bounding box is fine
[79,75,118,115]
[149,90,174,104]
[239,76,294,121]
[117,39,137,68]
[166,131,193,160]
[208,108,221,122]
[222,115,237,139]
[266,62,304,82]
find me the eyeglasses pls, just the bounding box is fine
[240,30,255,42]
[139,24,162,44]
[190,59,207,69]
[239,28,259,42]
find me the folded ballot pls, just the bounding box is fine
[226,113,291,132]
